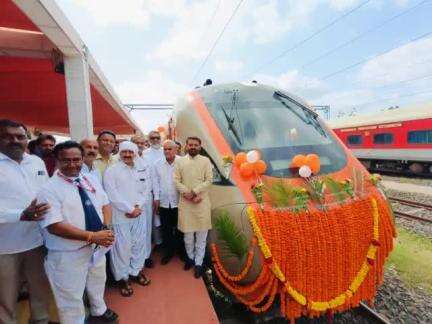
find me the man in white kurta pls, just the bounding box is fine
[0,119,51,324]
[141,130,164,266]
[104,141,154,296]
[153,140,184,265]
[173,137,213,279]
[37,141,118,324]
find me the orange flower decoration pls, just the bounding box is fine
[290,153,321,175]
[234,152,247,167]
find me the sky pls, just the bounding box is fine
[55,0,432,132]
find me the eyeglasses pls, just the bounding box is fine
[150,137,160,140]
[58,158,82,165]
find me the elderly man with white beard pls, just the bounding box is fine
[141,130,164,267]
[103,141,154,297]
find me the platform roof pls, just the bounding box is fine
[0,0,140,135]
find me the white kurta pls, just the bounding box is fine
[142,147,164,244]
[103,159,154,280]
[142,147,164,165]
[153,157,179,209]
[37,172,109,324]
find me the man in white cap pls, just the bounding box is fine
[103,141,154,297]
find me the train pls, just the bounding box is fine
[171,82,396,321]
[330,103,432,175]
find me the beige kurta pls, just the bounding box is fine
[173,154,213,233]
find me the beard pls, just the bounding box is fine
[4,143,25,161]
[188,149,198,157]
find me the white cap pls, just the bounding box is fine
[119,141,138,154]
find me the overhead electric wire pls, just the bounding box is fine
[245,0,371,77]
[196,0,222,48]
[318,30,432,82]
[352,88,432,108]
[300,0,429,71]
[190,0,245,84]
[348,57,432,87]
[372,73,432,90]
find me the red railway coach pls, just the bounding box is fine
[329,103,432,175]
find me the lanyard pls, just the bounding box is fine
[57,172,96,194]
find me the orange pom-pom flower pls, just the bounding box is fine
[254,160,267,174]
[234,152,247,167]
[290,153,321,175]
[291,154,307,168]
[240,162,254,179]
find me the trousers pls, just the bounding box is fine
[184,231,208,266]
[0,246,50,324]
[45,246,107,324]
[159,207,185,258]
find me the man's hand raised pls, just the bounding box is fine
[20,199,50,221]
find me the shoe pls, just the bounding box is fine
[183,258,194,271]
[88,309,119,323]
[161,255,173,265]
[145,258,154,268]
[194,265,203,279]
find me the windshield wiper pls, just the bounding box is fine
[273,91,327,138]
[274,91,318,118]
[221,105,243,144]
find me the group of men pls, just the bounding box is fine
[0,119,213,324]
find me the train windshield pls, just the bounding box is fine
[205,89,347,177]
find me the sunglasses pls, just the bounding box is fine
[150,137,160,140]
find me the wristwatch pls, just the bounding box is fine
[102,224,113,231]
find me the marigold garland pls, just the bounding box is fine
[211,238,256,282]
[247,199,381,312]
[211,194,395,321]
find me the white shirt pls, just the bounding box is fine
[0,153,48,254]
[154,157,179,208]
[103,158,155,225]
[37,172,109,251]
[81,162,102,184]
[143,147,164,165]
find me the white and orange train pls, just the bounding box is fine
[170,81,378,272]
[330,103,432,175]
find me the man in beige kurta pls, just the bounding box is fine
[173,136,213,278]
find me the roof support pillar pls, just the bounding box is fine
[64,53,93,141]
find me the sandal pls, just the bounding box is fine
[119,279,133,297]
[130,273,151,286]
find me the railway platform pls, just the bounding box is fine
[18,254,218,324]
[382,180,432,196]
[105,254,219,324]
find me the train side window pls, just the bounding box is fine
[408,130,432,144]
[347,135,362,145]
[373,133,393,144]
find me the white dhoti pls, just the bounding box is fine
[110,215,147,281]
[184,231,208,266]
[44,246,107,324]
[142,203,153,259]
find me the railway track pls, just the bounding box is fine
[388,197,432,224]
[356,302,392,324]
